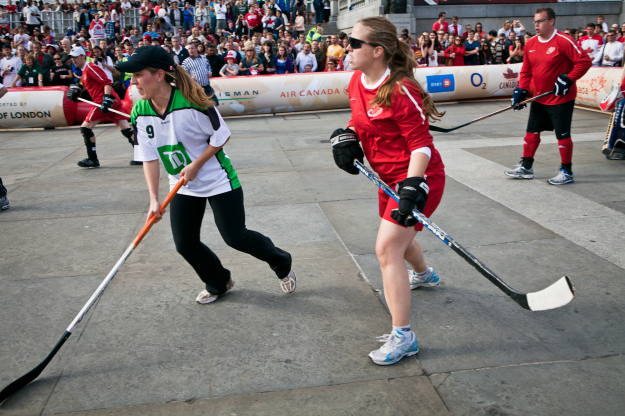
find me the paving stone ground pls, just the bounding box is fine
[1,102,624,416]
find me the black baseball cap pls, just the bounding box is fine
[116,45,176,73]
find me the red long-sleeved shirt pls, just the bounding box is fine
[520,29,592,106]
[444,45,465,66]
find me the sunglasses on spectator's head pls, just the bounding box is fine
[347,36,379,49]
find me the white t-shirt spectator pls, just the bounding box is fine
[498,28,511,38]
[121,1,132,9]
[1,55,22,86]
[13,33,28,47]
[215,4,227,20]
[23,5,40,25]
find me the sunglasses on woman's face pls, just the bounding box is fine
[347,36,378,49]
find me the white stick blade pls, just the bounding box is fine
[526,276,575,311]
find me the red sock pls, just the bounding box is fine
[523,132,541,158]
[558,137,573,164]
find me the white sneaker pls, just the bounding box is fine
[504,163,534,179]
[548,169,574,185]
[369,329,419,365]
[196,279,235,304]
[280,270,297,293]
[409,267,440,290]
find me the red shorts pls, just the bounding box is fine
[85,101,129,124]
[378,170,446,231]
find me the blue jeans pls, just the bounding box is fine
[315,8,323,24]
[183,21,192,32]
[211,16,217,32]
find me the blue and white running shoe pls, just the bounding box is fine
[369,329,419,365]
[409,267,440,290]
[548,169,574,185]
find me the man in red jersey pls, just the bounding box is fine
[245,4,262,36]
[432,12,448,33]
[65,47,140,168]
[505,7,592,185]
[578,22,604,65]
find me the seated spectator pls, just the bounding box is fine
[507,36,523,63]
[479,39,493,64]
[220,50,239,76]
[303,63,312,72]
[444,35,465,66]
[275,44,293,74]
[11,53,43,87]
[49,53,73,85]
[239,42,264,75]
[206,43,225,74]
[259,40,276,73]
[324,56,338,72]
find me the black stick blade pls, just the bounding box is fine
[0,331,71,405]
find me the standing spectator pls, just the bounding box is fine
[313,0,323,25]
[507,36,524,63]
[305,0,313,25]
[474,23,485,39]
[295,41,316,72]
[170,1,184,32]
[498,20,512,38]
[13,26,28,49]
[448,15,461,37]
[294,10,305,37]
[214,0,227,30]
[412,34,427,66]
[219,49,239,75]
[324,56,337,71]
[11,53,43,87]
[171,35,189,65]
[512,19,526,36]
[245,4,262,35]
[262,8,277,33]
[479,39,494,64]
[426,31,443,66]
[488,30,502,63]
[90,45,114,81]
[130,27,143,47]
[597,15,608,33]
[437,30,450,50]
[239,42,264,74]
[0,172,8,211]
[195,2,208,28]
[23,0,41,37]
[578,23,603,63]
[5,0,17,14]
[182,42,216,101]
[88,11,107,46]
[1,44,22,87]
[32,41,54,84]
[444,35,465,66]
[49,53,74,85]
[498,32,509,63]
[310,38,324,71]
[463,31,479,65]
[326,34,343,65]
[182,3,195,33]
[206,44,225,72]
[275,44,293,73]
[506,7,592,185]
[504,31,515,57]
[432,11,448,32]
[139,1,153,33]
[593,30,624,66]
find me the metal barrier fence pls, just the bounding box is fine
[2,9,141,38]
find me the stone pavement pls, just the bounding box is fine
[0,102,624,416]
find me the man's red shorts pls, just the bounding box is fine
[378,171,445,231]
[85,101,129,124]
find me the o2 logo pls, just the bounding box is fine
[471,73,487,89]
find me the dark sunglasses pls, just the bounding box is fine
[348,36,379,49]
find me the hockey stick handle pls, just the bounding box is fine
[66,177,184,333]
[77,97,131,118]
[353,161,529,308]
[429,91,553,133]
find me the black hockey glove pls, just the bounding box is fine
[100,94,115,113]
[553,74,573,96]
[67,84,83,102]
[390,177,429,227]
[330,128,364,175]
[511,87,528,111]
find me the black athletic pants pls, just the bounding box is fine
[170,187,292,295]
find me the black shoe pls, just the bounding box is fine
[77,158,100,168]
[130,160,143,166]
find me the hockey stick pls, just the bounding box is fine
[354,161,575,311]
[77,97,131,118]
[0,178,184,405]
[429,91,553,133]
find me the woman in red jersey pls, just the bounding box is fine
[330,16,446,366]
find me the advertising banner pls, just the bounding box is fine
[211,72,352,117]
[0,87,71,129]
[574,66,624,110]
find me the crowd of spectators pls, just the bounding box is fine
[0,3,623,100]
[0,0,343,98]
[423,12,625,67]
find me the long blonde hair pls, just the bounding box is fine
[148,65,215,108]
[359,17,445,123]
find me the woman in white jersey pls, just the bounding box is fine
[116,46,297,304]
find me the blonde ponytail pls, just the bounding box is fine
[147,65,215,109]
[360,17,445,123]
